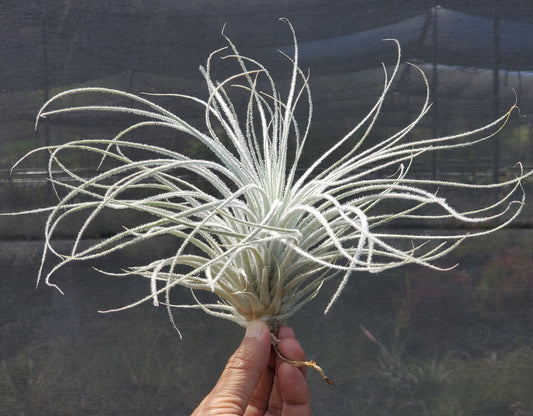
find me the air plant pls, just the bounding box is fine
[9,19,531,383]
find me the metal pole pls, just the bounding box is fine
[431,5,440,180]
[492,2,501,184]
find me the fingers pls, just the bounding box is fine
[191,322,311,416]
[192,320,271,416]
[276,361,311,416]
[266,326,311,416]
[244,360,275,416]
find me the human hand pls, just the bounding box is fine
[191,319,311,416]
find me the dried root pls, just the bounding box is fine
[271,333,334,385]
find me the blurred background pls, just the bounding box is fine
[1,1,532,415]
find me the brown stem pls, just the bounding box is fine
[270,333,334,385]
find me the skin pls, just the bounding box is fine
[191,320,311,416]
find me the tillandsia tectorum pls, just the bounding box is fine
[9,19,531,382]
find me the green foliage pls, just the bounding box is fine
[358,334,533,416]
[477,247,533,313]
[0,137,44,169]
[0,307,238,416]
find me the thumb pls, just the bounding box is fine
[205,320,272,414]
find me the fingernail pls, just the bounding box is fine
[245,320,265,339]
